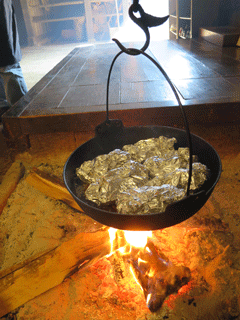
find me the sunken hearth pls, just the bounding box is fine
[0,124,240,320]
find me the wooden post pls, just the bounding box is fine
[84,0,95,42]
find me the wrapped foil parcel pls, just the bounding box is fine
[76,136,209,215]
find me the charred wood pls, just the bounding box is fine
[129,239,191,312]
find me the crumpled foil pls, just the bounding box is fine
[122,136,177,163]
[144,156,181,177]
[116,184,185,215]
[76,136,209,214]
[146,162,209,191]
[76,149,131,183]
[85,160,149,205]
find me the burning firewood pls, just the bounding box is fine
[108,228,191,313]
[25,168,191,314]
[129,239,191,312]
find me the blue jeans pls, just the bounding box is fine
[0,62,28,106]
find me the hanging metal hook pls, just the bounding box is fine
[132,0,139,12]
[112,0,169,55]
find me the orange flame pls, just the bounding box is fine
[108,228,152,253]
[108,228,118,252]
[108,228,152,292]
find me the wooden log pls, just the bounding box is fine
[129,240,191,313]
[0,230,110,318]
[25,167,83,212]
[0,161,25,215]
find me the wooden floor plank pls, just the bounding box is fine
[174,38,240,77]
[150,40,220,80]
[2,39,240,143]
[173,77,237,100]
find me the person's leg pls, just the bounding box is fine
[0,77,7,102]
[0,63,28,106]
[0,76,9,119]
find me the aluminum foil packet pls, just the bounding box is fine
[177,147,198,167]
[146,162,209,191]
[116,184,185,215]
[144,156,181,177]
[180,162,209,190]
[122,136,177,163]
[76,136,209,214]
[76,149,131,183]
[85,160,149,205]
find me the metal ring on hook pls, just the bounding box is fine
[112,2,169,56]
[112,4,150,55]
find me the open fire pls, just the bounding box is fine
[1,158,239,319]
[107,228,191,313]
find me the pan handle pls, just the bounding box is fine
[105,49,193,197]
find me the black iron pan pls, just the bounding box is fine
[63,46,221,231]
[63,121,221,231]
